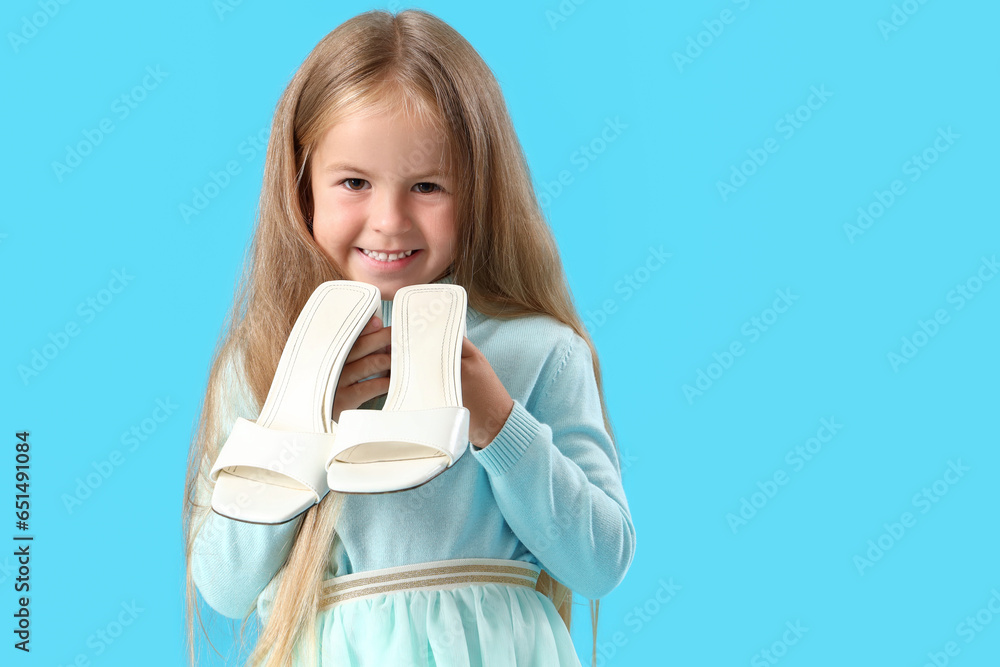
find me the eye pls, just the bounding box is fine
[343,178,367,191]
[413,182,441,194]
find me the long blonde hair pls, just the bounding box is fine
[182,9,620,666]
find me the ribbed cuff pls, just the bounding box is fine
[471,400,540,476]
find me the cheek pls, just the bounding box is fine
[439,210,459,254]
[311,193,361,246]
[426,201,457,242]
[312,218,351,256]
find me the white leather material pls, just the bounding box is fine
[210,280,380,523]
[328,407,470,465]
[324,457,450,494]
[211,417,339,503]
[384,285,465,412]
[326,283,470,494]
[212,476,316,525]
[258,281,382,432]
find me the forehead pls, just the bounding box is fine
[315,108,452,176]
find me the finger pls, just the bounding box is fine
[460,336,476,358]
[346,325,392,363]
[361,314,382,334]
[343,316,382,363]
[353,375,391,404]
[333,376,391,419]
[354,315,382,342]
[339,351,392,386]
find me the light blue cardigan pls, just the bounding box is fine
[190,274,636,619]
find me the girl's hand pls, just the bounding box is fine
[461,337,514,450]
[332,315,391,422]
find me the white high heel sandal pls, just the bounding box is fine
[210,280,381,524]
[325,283,471,494]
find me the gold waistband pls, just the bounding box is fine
[319,558,541,611]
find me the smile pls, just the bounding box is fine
[359,248,416,262]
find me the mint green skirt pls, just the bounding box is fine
[292,558,583,666]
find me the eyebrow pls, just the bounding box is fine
[322,162,449,180]
[323,162,372,177]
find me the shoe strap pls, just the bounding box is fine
[326,407,470,466]
[210,417,337,502]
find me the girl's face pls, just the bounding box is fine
[309,108,458,301]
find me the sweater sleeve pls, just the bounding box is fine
[469,333,636,600]
[188,348,304,620]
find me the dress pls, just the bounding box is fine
[189,274,636,666]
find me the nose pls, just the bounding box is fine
[369,187,412,236]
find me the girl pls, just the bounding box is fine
[183,8,635,666]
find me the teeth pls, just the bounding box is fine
[362,248,414,262]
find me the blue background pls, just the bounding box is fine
[3,0,998,665]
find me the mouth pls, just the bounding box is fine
[357,248,418,263]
